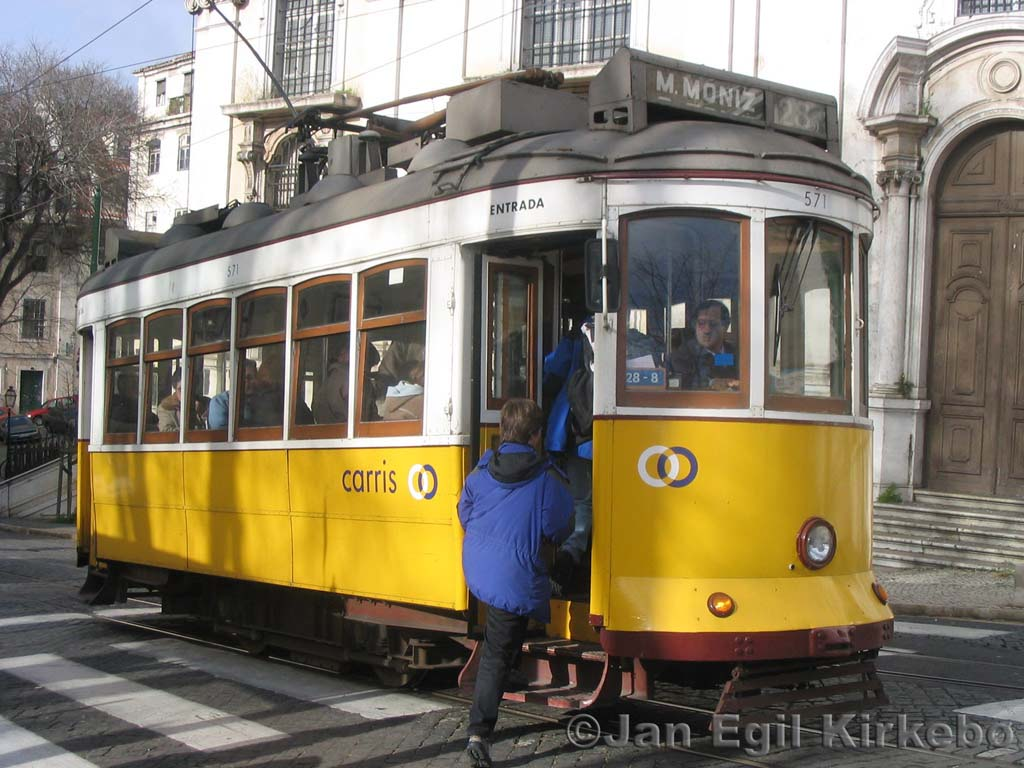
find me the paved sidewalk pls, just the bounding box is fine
[2,516,1023,624]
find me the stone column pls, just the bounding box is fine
[863,114,935,496]
[236,119,266,203]
[872,167,923,395]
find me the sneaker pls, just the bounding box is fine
[466,736,492,768]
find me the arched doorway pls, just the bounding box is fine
[927,121,1024,497]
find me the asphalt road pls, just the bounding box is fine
[4,530,1024,768]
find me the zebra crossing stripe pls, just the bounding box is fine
[0,714,99,767]
[0,654,283,752]
[114,639,449,720]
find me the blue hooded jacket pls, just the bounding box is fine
[543,323,594,460]
[458,443,574,622]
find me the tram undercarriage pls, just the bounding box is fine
[82,562,888,722]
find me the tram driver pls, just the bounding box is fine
[670,299,739,391]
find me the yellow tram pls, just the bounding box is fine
[76,49,893,716]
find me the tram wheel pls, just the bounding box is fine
[373,665,426,688]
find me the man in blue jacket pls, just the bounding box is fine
[458,398,574,768]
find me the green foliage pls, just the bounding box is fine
[877,484,903,504]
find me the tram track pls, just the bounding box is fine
[95,611,780,768]
[92,611,1024,767]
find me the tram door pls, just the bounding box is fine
[480,256,544,445]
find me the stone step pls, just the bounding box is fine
[873,517,1024,547]
[911,490,1024,516]
[872,541,1009,571]
[874,502,1024,529]
[872,528,1024,557]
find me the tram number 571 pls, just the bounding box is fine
[804,190,827,209]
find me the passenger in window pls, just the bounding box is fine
[380,361,424,421]
[192,395,210,430]
[208,359,257,429]
[245,347,285,427]
[108,372,139,433]
[376,331,425,389]
[313,345,350,425]
[156,369,182,432]
[671,300,739,391]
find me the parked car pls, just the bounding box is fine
[27,396,78,426]
[0,414,40,443]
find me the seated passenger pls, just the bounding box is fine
[108,374,139,433]
[380,361,424,421]
[156,370,182,432]
[208,359,257,429]
[245,350,285,427]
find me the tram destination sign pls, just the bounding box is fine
[645,65,830,143]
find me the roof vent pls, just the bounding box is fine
[289,173,365,208]
[223,202,274,228]
[158,223,206,248]
[446,80,586,144]
[407,139,470,172]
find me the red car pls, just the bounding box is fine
[26,395,78,428]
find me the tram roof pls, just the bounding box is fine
[82,120,871,297]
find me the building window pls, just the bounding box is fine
[147,139,161,175]
[183,71,193,94]
[30,245,48,273]
[265,134,299,210]
[959,0,1024,13]
[21,299,45,340]
[174,208,188,220]
[521,0,630,68]
[145,211,158,232]
[178,133,190,171]
[273,0,335,97]
[156,78,166,106]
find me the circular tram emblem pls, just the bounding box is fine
[408,464,438,501]
[637,445,698,488]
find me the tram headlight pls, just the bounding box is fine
[796,518,836,570]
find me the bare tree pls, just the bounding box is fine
[0,45,141,317]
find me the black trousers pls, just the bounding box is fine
[468,604,530,738]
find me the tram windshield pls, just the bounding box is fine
[622,214,743,398]
[766,219,850,410]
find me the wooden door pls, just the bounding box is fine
[928,123,1024,496]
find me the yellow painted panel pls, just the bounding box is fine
[289,446,468,610]
[608,572,892,633]
[77,442,92,559]
[185,508,292,585]
[182,450,290,513]
[547,599,600,643]
[90,451,186,570]
[598,420,887,633]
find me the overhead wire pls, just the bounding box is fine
[5,0,158,97]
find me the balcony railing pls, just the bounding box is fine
[168,95,191,116]
[959,0,1024,14]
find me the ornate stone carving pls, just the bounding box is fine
[984,56,1022,94]
[876,168,924,196]
[236,134,266,203]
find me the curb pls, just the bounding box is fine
[891,601,1024,624]
[0,522,75,540]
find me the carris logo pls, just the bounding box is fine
[408,464,438,501]
[637,445,698,488]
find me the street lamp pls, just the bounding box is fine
[3,386,15,416]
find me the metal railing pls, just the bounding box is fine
[1,433,76,482]
[959,0,1024,14]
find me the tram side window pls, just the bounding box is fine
[488,267,535,408]
[357,261,426,436]
[237,289,286,437]
[143,310,183,442]
[765,219,850,412]
[105,319,141,440]
[292,276,351,438]
[187,300,230,439]
[621,215,744,401]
